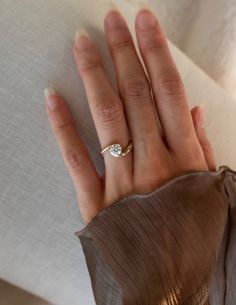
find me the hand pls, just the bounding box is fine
[45,8,216,224]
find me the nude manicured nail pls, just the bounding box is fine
[74,28,90,42]
[105,10,126,29]
[44,88,56,99]
[74,28,92,50]
[44,88,58,111]
[136,6,157,30]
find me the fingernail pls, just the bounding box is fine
[44,87,56,99]
[44,88,58,111]
[134,2,150,18]
[74,28,90,42]
[74,28,92,50]
[198,104,205,128]
[137,8,157,30]
[105,10,126,29]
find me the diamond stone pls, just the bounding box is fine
[109,144,122,157]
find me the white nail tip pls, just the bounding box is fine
[44,88,56,99]
[74,28,90,43]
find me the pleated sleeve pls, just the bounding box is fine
[75,165,236,305]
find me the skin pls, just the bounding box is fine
[45,8,216,225]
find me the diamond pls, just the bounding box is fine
[109,144,122,157]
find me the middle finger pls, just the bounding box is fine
[104,10,167,165]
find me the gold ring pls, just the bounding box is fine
[100,141,133,158]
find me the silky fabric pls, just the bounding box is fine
[75,165,236,305]
[0,1,236,305]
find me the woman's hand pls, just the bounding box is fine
[45,8,216,224]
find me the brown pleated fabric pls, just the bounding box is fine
[75,165,236,305]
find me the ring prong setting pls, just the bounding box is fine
[100,141,133,158]
[109,144,122,157]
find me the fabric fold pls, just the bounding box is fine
[75,165,236,305]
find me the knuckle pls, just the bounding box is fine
[80,58,102,74]
[122,77,150,101]
[158,70,185,102]
[142,34,167,53]
[94,99,124,127]
[54,119,73,133]
[64,145,86,170]
[74,45,102,74]
[110,38,132,53]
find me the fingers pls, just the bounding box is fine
[45,89,103,224]
[104,10,167,164]
[135,9,196,152]
[73,30,132,177]
[191,105,217,171]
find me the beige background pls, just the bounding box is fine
[0,0,236,304]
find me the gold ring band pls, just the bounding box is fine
[100,141,133,158]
